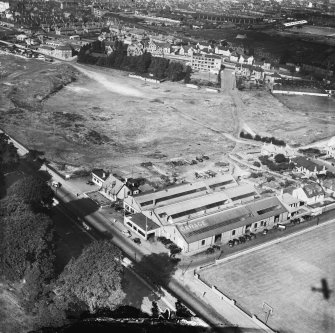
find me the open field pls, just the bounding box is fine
[2,54,335,181]
[239,90,335,146]
[287,25,335,37]
[200,221,335,333]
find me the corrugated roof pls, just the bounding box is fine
[133,181,208,207]
[177,196,287,243]
[154,191,230,223]
[223,183,258,201]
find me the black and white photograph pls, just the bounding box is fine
[0,0,335,332]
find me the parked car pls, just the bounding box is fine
[244,234,252,241]
[238,236,246,243]
[82,222,91,231]
[122,229,131,237]
[262,228,269,235]
[212,244,221,250]
[228,240,235,247]
[206,247,215,254]
[233,238,240,246]
[51,181,61,188]
[249,233,256,239]
[86,180,94,185]
[133,237,141,245]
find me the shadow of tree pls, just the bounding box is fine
[132,253,179,288]
[61,197,99,220]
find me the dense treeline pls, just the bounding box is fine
[240,131,286,146]
[77,40,192,82]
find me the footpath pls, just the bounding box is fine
[45,166,274,332]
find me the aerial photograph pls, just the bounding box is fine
[0,0,335,332]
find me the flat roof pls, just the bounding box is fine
[128,213,160,232]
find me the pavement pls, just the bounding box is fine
[45,165,276,332]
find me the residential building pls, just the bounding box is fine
[292,156,327,178]
[279,192,307,219]
[179,45,195,57]
[91,169,109,187]
[53,45,72,59]
[191,54,222,73]
[127,42,144,57]
[291,184,325,206]
[214,46,231,57]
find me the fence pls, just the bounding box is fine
[195,274,277,333]
[128,74,162,84]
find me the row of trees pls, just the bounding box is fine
[77,41,192,83]
[240,131,286,146]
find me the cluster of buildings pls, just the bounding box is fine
[90,165,335,253]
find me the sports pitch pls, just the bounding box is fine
[200,222,335,333]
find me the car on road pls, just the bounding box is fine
[122,229,131,238]
[51,181,61,188]
[82,222,91,231]
[133,237,141,245]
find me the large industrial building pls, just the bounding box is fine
[123,175,290,252]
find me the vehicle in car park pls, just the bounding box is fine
[244,234,252,241]
[206,247,215,254]
[262,228,269,235]
[238,236,246,243]
[122,229,131,237]
[133,237,141,245]
[228,240,235,247]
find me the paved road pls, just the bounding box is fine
[52,172,265,332]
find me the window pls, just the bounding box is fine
[254,222,258,228]
[138,230,145,237]
[232,230,236,236]
[201,240,205,246]
[126,222,132,227]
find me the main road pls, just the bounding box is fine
[51,168,261,332]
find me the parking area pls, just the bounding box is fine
[200,221,335,333]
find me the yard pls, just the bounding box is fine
[200,221,335,333]
[85,190,111,207]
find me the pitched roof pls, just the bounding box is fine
[92,168,109,181]
[128,213,160,232]
[177,196,287,244]
[102,174,124,196]
[293,157,324,172]
[302,184,324,198]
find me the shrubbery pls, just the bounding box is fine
[259,155,295,172]
[240,131,286,146]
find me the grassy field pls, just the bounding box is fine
[200,222,335,333]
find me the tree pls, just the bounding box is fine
[151,301,160,318]
[0,132,19,173]
[274,154,287,164]
[184,65,192,83]
[7,174,54,209]
[175,300,192,318]
[1,210,55,282]
[56,240,125,313]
